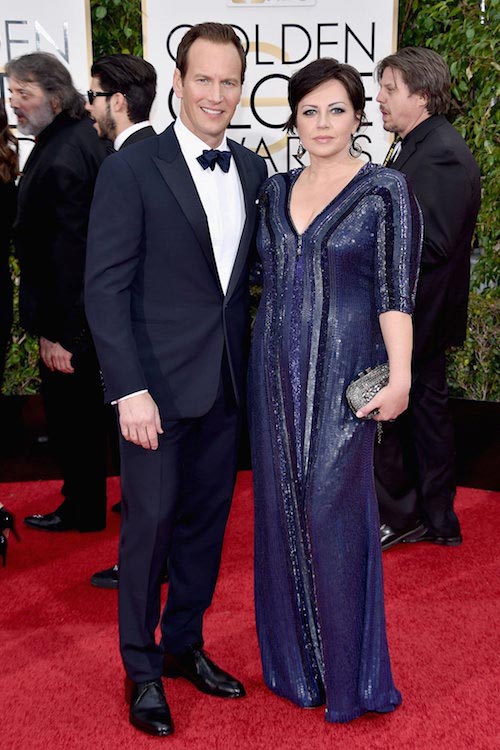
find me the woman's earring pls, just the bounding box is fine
[349,134,362,158]
[297,141,306,159]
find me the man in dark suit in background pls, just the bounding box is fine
[84,53,157,590]
[85,24,267,736]
[375,47,481,550]
[6,52,108,533]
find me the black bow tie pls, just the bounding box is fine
[197,149,232,173]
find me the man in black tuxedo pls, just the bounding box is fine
[374,47,481,550]
[6,52,108,533]
[85,24,267,736]
[84,53,158,590]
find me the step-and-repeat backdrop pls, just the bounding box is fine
[0,0,92,162]
[1,1,398,169]
[143,0,397,169]
[0,0,91,105]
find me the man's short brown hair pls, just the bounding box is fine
[176,22,246,84]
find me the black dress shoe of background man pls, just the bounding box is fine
[403,527,463,546]
[380,522,426,551]
[91,564,119,589]
[163,645,245,698]
[129,679,173,737]
[24,511,75,532]
[90,563,169,589]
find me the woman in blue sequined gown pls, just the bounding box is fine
[249,59,422,723]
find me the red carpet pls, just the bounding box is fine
[1,473,499,749]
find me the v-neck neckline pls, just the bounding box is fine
[287,162,370,237]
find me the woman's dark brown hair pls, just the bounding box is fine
[286,58,366,133]
[0,100,18,184]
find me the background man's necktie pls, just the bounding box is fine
[383,137,402,166]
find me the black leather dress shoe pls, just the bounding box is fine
[129,679,173,737]
[163,645,245,698]
[380,522,426,550]
[24,512,75,532]
[90,563,169,589]
[403,528,462,546]
[91,564,119,589]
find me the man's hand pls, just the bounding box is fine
[118,391,164,450]
[40,337,74,374]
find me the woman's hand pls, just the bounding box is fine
[362,310,413,422]
[356,383,409,422]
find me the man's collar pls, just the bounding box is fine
[35,111,95,144]
[173,116,228,162]
[401,114,447,146]
[114,120,151,151]
[35,111,70,143]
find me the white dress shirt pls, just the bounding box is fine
[174,117,245,295]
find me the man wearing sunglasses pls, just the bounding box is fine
[6,52,109,535]
[84,53,158,590]
[85,54,157,152]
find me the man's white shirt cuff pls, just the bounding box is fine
[112,389,148,405]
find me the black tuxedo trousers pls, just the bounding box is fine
[118,356,240,681]
[375,352,458,536]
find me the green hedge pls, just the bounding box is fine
[399,0,499,399]
[3,0,499,400]
[399,0,499,289]
[447,288,499,401]
[2,257,39,395]
[90,0,143,58]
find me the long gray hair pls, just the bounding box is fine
[5,52,86,119]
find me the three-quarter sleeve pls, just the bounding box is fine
[373,168,423,316]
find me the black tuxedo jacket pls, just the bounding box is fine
[14,113,107,352]
[391,115,480,365]
[85,124,267,419]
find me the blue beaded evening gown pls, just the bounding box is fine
[249,163,422,723]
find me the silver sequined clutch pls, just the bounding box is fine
[346,363,390,419]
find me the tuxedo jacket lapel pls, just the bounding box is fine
[225,141,258,300]
[153,126,221,289]
[391,139,417,171]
